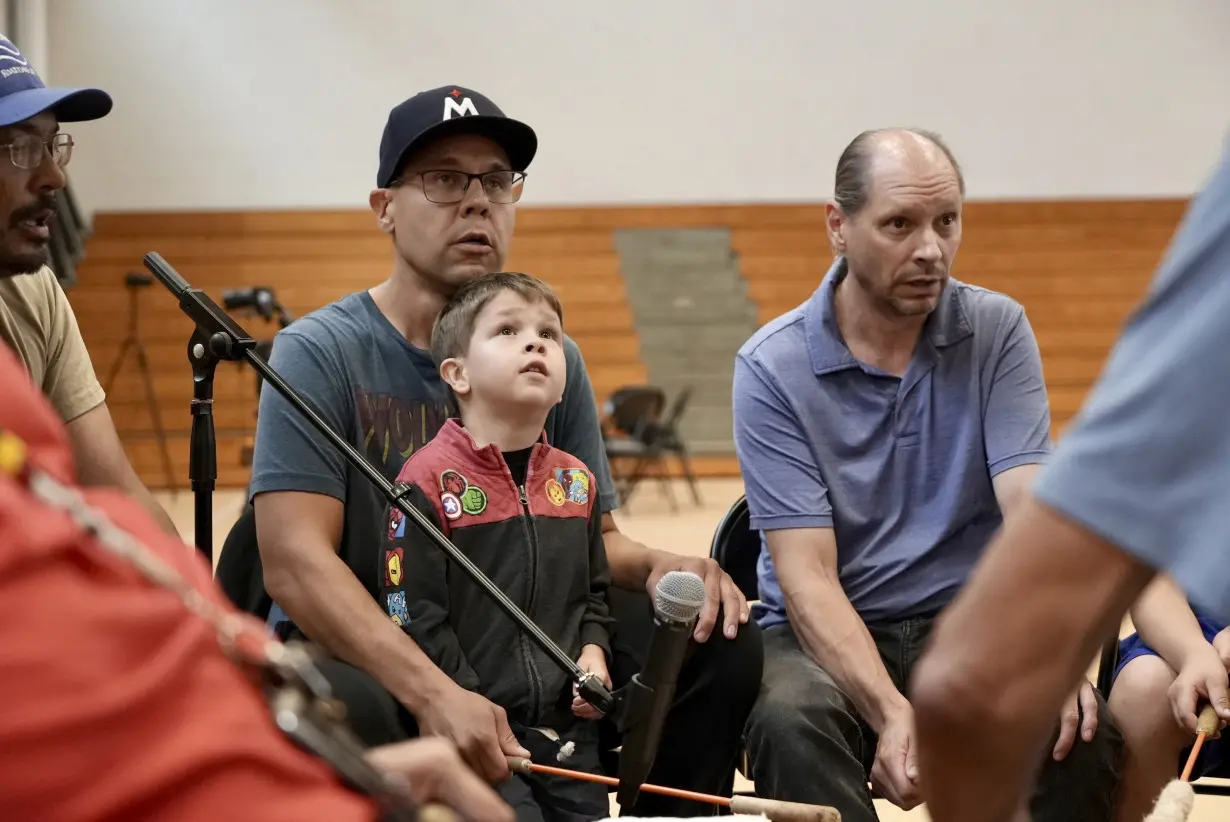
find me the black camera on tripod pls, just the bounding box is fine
[221,286,293,330]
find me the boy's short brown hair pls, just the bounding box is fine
[430,272,564,366]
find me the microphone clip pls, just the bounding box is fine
[604,677,654,733]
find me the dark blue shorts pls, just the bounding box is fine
[1114,615,1230,779]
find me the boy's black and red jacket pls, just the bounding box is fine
[378,418,614,728]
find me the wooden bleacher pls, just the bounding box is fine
[68,201,1187,490]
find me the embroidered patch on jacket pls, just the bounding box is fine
[545,478,566,506]
[554,468,589,504]
[461,484,488,515]
[385,548,404,586]
[388,506,406,539]
[441,492,462,521]
[440,470,468,497]
[386,590,409,626]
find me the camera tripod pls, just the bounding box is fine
[103,272,177,493]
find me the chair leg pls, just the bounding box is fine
[673,445,703,506]
[620,455,654,509]
[657,458,679,512]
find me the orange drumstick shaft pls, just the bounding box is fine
[513,760,731,807]
[1181,704,1222,782]
[1180,732,1207,782]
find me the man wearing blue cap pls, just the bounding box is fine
[0,34,175,535]
[246,85,764,816]
[0,42,516,821]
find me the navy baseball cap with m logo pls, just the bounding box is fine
[0,34,111,127]
[377,85,537,188]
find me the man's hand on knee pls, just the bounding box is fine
[365,737,515,822]
[645,553,749,643]
[870,702,922,810]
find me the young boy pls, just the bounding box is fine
[379,272,615,821]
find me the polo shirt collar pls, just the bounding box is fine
[804,257,973,376]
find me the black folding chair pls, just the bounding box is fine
[708,494,760,794]
[651,387,701,507]
[604,385,701,511]
[603,386,669,508]
[709,494,759,602]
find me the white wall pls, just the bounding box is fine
[45,0,1230,212]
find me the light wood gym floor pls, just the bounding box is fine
[163,480,1228,821]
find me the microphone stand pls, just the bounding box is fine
[145,252,620,720]
[189,326,221,562]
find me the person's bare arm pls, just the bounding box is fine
[769,526,906,730]
[1133,575,1213,673]
[1131,574,1230,731]
[771,526,921,808]
[911,496,1155,822]
[991,463,1040,521]
[993,460,1101,761]
[65,401,178,536]
[255,490,454,712]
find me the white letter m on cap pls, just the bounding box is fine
[443,97,479,120]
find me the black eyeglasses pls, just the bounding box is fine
[394,169,526,204]
[0,133,73,170]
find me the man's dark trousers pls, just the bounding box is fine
[745,619,1123,822]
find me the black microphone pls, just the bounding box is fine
[615,570,706,809]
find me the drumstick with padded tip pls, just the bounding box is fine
[507,756,841,822]
[1144,704,1221,822]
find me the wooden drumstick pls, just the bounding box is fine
[1144,704,1221,822]
[507,756,841,822]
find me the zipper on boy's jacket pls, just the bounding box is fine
[518,481,544,721]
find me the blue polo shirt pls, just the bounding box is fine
[1034,140,1230,627]
[733,260,1053,627]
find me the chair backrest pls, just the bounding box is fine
[214,504,273,619]
[709,495,760,601]
[606,386,667,440]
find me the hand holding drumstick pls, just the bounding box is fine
[1144,704,1223,822]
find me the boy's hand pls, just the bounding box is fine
[571,644,611,721]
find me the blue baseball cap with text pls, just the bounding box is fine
[377,85,536,188]
[0,34,111,127]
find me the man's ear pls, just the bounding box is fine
[370,189,396,235]
[825,202,848,256]
[439,357,469,396]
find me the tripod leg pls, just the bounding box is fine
[103,336,134,395]
[134,340,178,494]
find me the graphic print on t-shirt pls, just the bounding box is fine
[355,390,453,470]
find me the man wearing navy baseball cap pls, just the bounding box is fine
[0,35,177,536]
[244,84,764,816]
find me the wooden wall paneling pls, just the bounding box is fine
[71,199,1187,490]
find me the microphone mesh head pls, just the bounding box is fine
[654,571,707,622]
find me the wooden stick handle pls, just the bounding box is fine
[417,802,459,822]
[730,795,842,822]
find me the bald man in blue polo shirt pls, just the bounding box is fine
[732,128,1122,822]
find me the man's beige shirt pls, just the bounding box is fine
[0,266,104,422]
